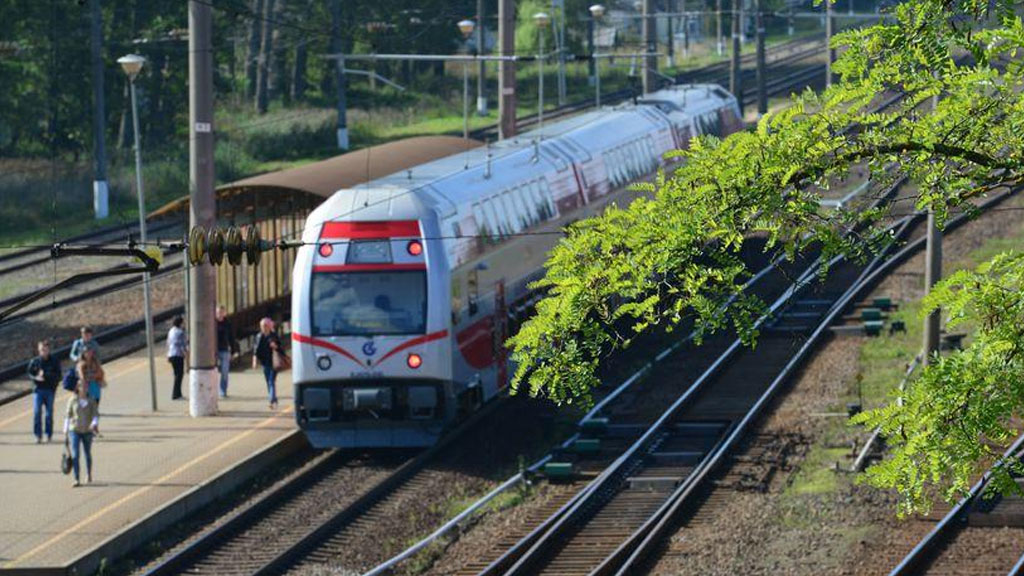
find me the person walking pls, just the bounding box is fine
[215,306,238,398]
[252,317,282,409]
[69,326,100,363]
[27,340,61,443]
[64,379,99,487]
[167,316,188,401]
[76,348,105,406]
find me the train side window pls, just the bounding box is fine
[472,202,491,243]
[485,197,508,238]
[501,191,523,233]
[481,199,500,241]
[527,181,545,223]
[510,187,531,229]
[539,180,558,219]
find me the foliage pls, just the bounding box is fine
[853,252,1024,515]
[508,0,1024,512]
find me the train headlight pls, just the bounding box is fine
[318,242,334,257]
[407,240,423,256]
[407,353,422,369]
[317,355,332,371]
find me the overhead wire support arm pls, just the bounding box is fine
[0,243,161,325]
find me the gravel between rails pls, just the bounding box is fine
[634,193,1024,576]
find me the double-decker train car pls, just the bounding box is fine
[291,85,742,448]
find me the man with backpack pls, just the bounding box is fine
[27,340,61,443]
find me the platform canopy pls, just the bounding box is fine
[151,135,482,219]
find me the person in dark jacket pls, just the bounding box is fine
[215,305,238,398]
[252,317,281,409]
[27,340,61,443]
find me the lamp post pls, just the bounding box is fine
[589,4,605,106]
[458,19,476,140]
[117,53,158,413]
[534,12,550,135]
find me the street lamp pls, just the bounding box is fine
[458,19,476,140]
[589,4,605,106]
[534,12,550,135]
[117,54,158,413]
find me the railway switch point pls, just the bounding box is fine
[0,347,298,575]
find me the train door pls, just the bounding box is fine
[494,280,508,390]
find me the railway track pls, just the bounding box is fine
[887,436,1024,576]
[130,225,810,576]
[471,36,825,141]
[0,219,178,277]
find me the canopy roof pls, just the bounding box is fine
[151,135,482,218]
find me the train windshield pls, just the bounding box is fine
[311,271,427,336]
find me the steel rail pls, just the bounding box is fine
[888,434,1024,576]
[487,248,832,576]
[362,255,785,576]
[618,188,1022,576]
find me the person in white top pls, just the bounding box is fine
[167,316,188,400]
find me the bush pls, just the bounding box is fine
[233,108,337,161]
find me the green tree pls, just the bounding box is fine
[508,0,1024,513]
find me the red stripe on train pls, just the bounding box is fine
[313,264,427,273]
[374,329,449,367]
[292,333,363,366]
[320,220,421,239]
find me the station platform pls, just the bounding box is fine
[0,348,300,576]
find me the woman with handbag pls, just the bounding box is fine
[63,379,99,487]
[252,317,285,409]
[76,348,106,406]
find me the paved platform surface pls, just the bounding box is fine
[0,348,295,571]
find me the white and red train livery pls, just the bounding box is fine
[291,85,742,448]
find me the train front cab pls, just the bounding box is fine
[292,218,456,448]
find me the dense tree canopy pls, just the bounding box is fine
[509,0,1024,513]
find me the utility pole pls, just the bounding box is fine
[755,0,767,115]
[476,0,487,115]
[89,0,108,220]
[923,82,942,365]
[642,0,656,94]
[666,0,675,67]
[188,0,218,417]
[730,0,743,116]
[716,0,723,56]
[498,0,517,139]
[825,0,834,88]
[330,0,348,149]
[553,0,567,106]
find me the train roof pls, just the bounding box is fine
[305,84,737,237]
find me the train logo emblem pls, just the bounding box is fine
[362,341,377,356]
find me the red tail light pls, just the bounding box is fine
[407,353,422,369]
[407,240,423,256]
[318,243,334,257]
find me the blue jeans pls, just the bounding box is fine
[262,364,278,404]
[33,388,54,439]
[69,430,93,481]
[218,351,232,396]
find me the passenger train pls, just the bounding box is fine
[291,85,743,448]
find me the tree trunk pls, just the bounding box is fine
[246,0,264,98]
[269,0,288,103]
[255,0,276,113]
[292,40,308,101]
